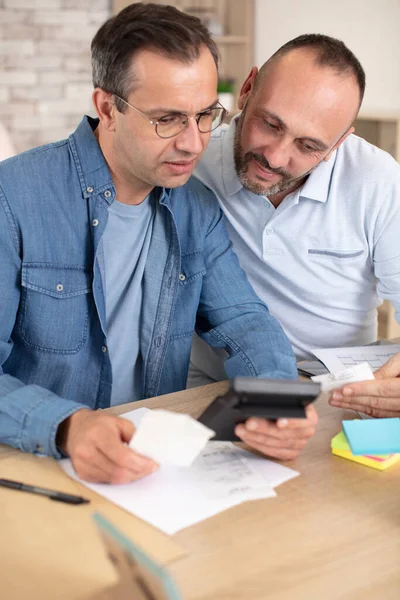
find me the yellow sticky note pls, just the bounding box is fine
[331,431,400,471]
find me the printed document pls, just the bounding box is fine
[60,408,299,535]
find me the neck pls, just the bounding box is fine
[267,177,306,208]
[95,126,153,206]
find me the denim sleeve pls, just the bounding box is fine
[0,195,87,458]
[195,205,297,380]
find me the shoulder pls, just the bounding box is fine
[336,134,400,183]
[0,139,69,186]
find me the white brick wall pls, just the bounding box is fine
[0,0,111,153]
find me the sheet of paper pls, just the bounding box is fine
[60,408,299,535]
[311,344,400,373]
[342,418,400,455]
[129,409,215,467]
[311,362,374,392]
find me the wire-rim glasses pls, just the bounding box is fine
[113,94,228,139]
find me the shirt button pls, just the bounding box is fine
[102,345,107,353]
[266,228,274,235]
[86,186,93,193]
[179,273,186,281]
[92,219,99,227]
[35,445,45,453]
[104,190,112,198]
[56,283,64,292]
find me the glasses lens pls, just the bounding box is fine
[156,114,188,139]
[198,107,226,133]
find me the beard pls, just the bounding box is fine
[233,111,314,197]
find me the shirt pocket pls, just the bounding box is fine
[18,264,92,354]
[308,248,365,260]
[172,251,206,338]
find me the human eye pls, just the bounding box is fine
[299,141,319,153]
[158,114,182,125]
[263,120,279,132]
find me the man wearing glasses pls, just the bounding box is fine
[0,3,317,484]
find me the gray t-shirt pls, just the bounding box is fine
[101,196,154,406]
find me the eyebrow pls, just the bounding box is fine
[146,99,220,117]
[259,109,330,151]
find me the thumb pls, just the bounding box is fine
[116,417,136,444]
[374,352,400,380]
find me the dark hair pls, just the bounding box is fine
[91,2,219,112]
[260,33,366,105]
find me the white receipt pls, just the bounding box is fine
[129,409,215,467]
[191,442,277,501]
[311,362,374,392]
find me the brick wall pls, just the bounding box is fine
[0,0,111,153]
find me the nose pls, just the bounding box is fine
[174,117,205,156]
[263,138,291,170]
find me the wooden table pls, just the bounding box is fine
[1,381,400,600]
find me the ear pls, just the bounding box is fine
[323,126,354,162]
[237,67,258,110]
[92,88,117,132]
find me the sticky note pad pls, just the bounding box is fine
[342,418,400,455]
[331,431,400,471]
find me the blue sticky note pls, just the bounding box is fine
[342,418,400,455]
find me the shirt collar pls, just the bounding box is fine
[69,116,172,204]
[221,112,337,203]
[297,150,337,203]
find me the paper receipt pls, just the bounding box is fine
[311,361,374,392]
[129,409,215,466]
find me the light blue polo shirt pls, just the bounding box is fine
[101,196,154,405]
[189,115,400,384]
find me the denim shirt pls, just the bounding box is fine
[0,117,297,458]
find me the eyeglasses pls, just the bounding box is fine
[113,94,228,139]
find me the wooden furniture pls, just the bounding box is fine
[112,0,254,105]
[1,381,400,599]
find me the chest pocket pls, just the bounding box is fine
[179,251,206,285]
[173,251,206,337]
[18,264,92,354]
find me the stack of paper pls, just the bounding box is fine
[60,408,299,535]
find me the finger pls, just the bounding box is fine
[239,418,283,440]
[97,442,158,476]
[242,439,302,461]
[336,378,400,400]
[236,427,312,450]
[374,353,400,379]
[330,391,400,410]
[277,404,318,430]
[238,419,315,442]
[71,440,140,483]
[76,457,155,485]
[96,425,157,472]
[73,460,114,484]
[329,397,400,418]
[117,417,136,443]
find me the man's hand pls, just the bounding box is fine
[329,353,400,418]
[234,404,318,460]
[57,409,158,483]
